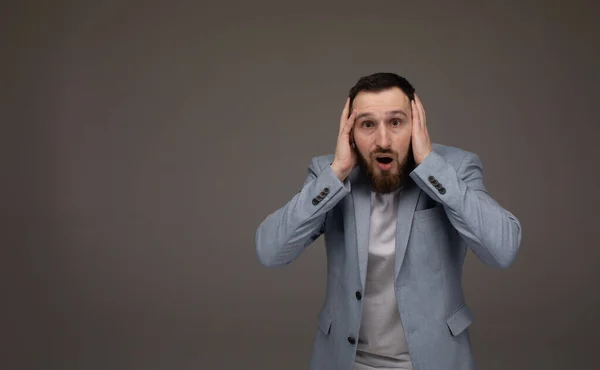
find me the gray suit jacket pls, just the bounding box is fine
[255,143,522,370]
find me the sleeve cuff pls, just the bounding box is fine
[409,151,459,207]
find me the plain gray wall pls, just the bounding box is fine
[3,0,600,369]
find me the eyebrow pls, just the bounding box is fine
[356,109,408,120]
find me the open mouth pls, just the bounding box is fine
[375,156,393,164]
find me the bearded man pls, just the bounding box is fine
[255,72,522,370]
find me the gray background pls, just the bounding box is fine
[3,0,600,369]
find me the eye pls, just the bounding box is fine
[391,119,402,126]
[363,121,374,128]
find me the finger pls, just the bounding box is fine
[414,96,431,144]
[339,98,350,133]
[415,94,426,128]
[411,100,420,132]
[341,97,350,121]
[344,109,357,135]
[414,95,422,128]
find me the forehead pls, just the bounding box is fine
[355,105,407,119]
[352,87,410,111]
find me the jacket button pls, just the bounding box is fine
[323,187,330,194]
[428,176,436,183]
[312,199,319,205]
[439,188,446,194]
[355,291,362,300]
[347,336,356,345]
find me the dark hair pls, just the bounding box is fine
[348,72,416,114]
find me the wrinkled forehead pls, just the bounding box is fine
[354,105,410,120]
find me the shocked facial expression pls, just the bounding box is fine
[351,87,414,194]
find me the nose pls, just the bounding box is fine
[376,125,391,149]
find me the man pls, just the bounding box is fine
[255,72,522,370]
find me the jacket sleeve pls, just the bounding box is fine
[255,157,351,268]
[409,150,522,268]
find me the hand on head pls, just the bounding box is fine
[330,98,358,182]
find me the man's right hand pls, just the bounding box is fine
[330,98,358,182]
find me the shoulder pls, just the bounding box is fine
[308,153,336,172]
[431,143,481,168]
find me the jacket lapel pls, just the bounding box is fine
[394,180,421,282]
[350,170,371,291]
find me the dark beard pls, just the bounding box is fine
[357,148,415,194]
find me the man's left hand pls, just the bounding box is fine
[411,93,433,165]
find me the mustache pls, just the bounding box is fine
[371,148,397,157]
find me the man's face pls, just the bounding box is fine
[351,87,414,194]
